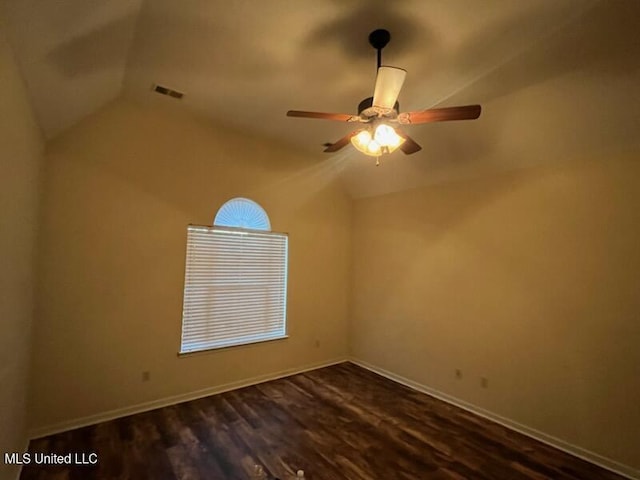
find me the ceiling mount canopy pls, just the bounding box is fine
[286,28,482,164]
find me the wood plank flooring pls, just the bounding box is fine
[20,362,627,479]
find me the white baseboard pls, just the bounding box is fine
[29,357,347,440]
[350,357,640,480]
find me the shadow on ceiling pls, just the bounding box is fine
[443,0,640,104]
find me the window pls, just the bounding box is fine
[180,198,288,354]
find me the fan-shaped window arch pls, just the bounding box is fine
[180,198,288,354]
[214,198,271,231]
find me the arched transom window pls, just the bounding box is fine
[213,197,271,230]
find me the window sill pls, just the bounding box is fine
[177,334,289,358]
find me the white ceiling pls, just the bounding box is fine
[3,0,640,197]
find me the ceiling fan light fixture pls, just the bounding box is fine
[351,124,404,157]
[374,123,405,150]
[351,129,372,154]
[366,139,382,156]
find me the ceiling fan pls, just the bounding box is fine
[286,29,481,164]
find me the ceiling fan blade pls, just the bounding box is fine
[396,131,422,154]
[323,131,358,152]
[398,105,481,124]
[372,66,407,110]
[287,110,357,122]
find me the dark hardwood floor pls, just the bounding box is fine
[21,362,626,479]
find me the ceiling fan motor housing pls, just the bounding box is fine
[357,97,399,116]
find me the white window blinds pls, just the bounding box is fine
[180,225,288,353]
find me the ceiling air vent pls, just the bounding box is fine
[152,84,184,99]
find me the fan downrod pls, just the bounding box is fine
[369,29,391,70]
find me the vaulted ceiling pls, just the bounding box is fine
[3,0,639,197]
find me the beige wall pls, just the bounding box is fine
[351,155,640,470]
[31,99,351,430]
[0,23,43,480]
